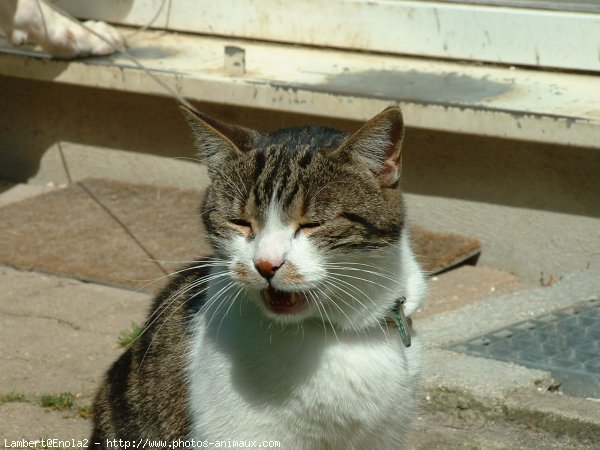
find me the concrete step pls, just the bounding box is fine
[417,265,527,319]
[0,180,58,208]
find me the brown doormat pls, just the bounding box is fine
[0,178,480,293]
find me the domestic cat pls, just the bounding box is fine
[91,105,426,449]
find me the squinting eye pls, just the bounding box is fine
[295,222,321,237]
[300,222,321,229]
[229,219,252,228]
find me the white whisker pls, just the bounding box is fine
[215,284,246,339]
[324,271,399,294]
[324,264,407,288]
[322,277,390,341]
[135,260,229,292]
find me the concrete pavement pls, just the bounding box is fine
[1,265,599,448]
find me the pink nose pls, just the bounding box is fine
[255,260,284,279]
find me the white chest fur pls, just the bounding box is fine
[187,237,425,450]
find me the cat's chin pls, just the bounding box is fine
[261,286,309,316]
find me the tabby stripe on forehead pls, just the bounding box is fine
[280,148,314,206]
[256,151,288,206]
[254,174,273,208]
[282,182,300,209]
[274,179,286,204]
[298,148,314,169]
[254,153,275,205]
[253,151,266,182]
[265,146,287,183]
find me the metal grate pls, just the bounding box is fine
[449,298,600,398]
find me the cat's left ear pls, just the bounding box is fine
[179,105,259,165]
[332,107,404,187]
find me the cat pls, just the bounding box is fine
[0,0,123,58]
[90,105,427,450]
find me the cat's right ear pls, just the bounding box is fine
[329,107,404,187]
[179,105,259,165]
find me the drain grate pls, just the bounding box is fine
[449,297,600,398]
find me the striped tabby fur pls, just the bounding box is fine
[91,106,426,449]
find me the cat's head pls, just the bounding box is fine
[182,106,408,331]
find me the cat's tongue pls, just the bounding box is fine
[264,286,307,315]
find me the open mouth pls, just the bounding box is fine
[262,286,308,315]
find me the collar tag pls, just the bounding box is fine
[394,298,412,348]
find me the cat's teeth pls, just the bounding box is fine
[264,289,307,312]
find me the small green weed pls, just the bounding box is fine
[117,321,143,348]
[40,392,75,410]
[39,392,92,420]
[0,391,27,404]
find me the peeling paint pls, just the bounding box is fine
[255,77,589,130]
[296,69,511,104]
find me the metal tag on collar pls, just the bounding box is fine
[394,298,411,348]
